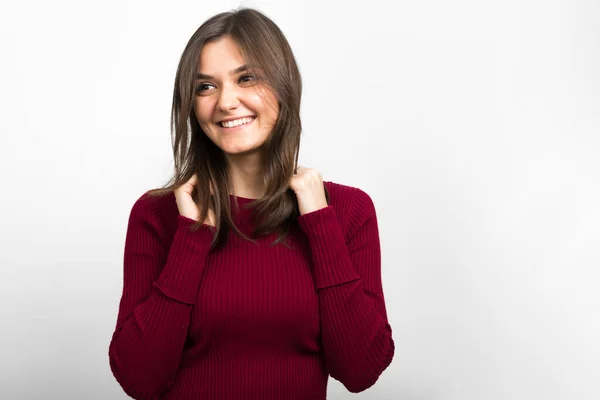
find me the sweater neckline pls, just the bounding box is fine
[229,194,258,202]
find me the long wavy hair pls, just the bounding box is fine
[147,7,329,250]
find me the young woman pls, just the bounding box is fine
[108,7,394,400]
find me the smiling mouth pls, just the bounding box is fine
[218,116,256,128]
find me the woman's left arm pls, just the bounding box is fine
[296,187,395,393]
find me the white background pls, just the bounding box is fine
[1,0,599,399]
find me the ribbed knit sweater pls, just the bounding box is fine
[108,180,394,400]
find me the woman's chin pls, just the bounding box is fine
[221,144,263,156]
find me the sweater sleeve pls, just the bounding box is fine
[296,188,395,393]
[108,195,215,400]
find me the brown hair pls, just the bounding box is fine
[147,7,329,250]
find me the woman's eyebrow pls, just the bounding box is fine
[196,64,251,80]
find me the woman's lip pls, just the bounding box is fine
[219,115,256,124]
[218,117,256,130]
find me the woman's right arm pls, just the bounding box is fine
[108,194,214,400]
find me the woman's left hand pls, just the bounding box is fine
[289,166,328,216]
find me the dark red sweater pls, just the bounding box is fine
[108,181,394,399]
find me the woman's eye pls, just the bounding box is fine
[196,83,214,93]
[195,74,257,94]
[239,74,256,83]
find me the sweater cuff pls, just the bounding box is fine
[154,215,215,305]
[297,206,360,289]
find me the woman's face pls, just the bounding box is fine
[194,35,279,156]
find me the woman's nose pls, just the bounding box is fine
[216,85,240,111]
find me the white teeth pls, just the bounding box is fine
[221,117,255,128]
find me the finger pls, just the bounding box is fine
[182,174,198,192]
[208,208,216,226]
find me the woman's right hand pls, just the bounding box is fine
[174,174,216,226]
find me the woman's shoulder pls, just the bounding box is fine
[324,180,375,209]
[127,189,179,229]
[132,189,176,211]
[323,180,378,231]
